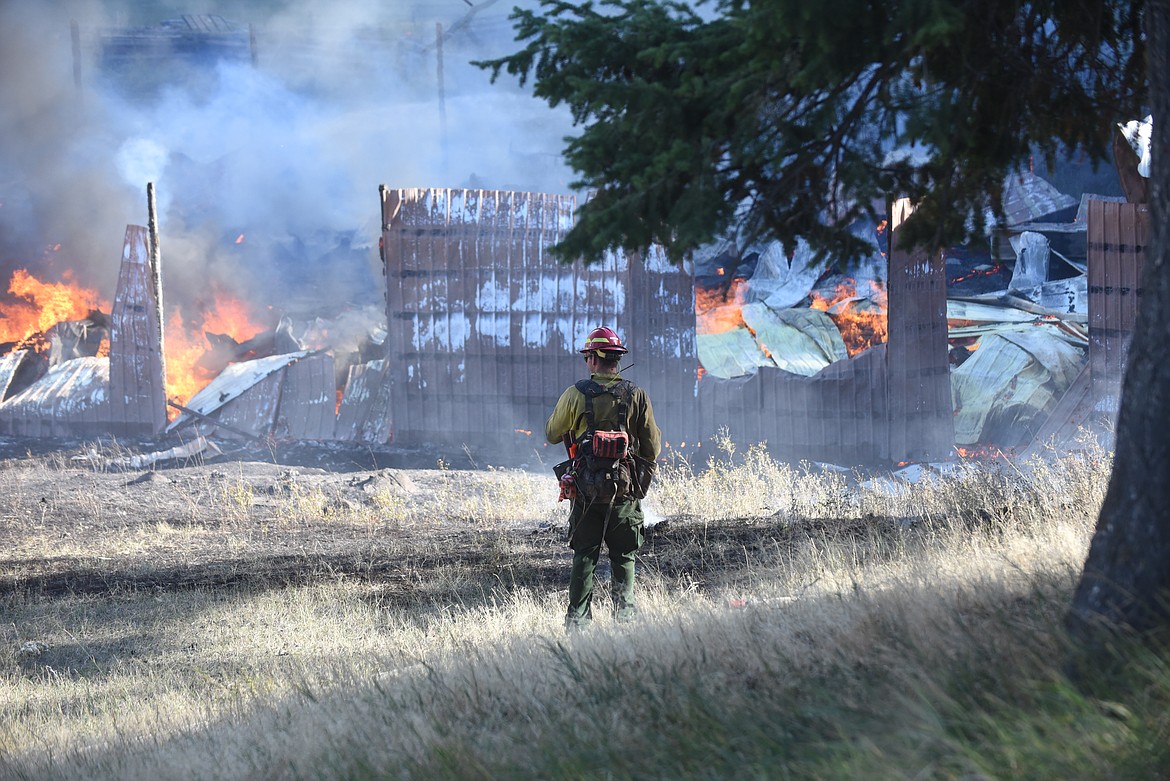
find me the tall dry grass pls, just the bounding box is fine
[4,436,1168,780]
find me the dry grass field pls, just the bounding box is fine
[3,433,1169,780]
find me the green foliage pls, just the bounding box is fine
[478,0,1146,265]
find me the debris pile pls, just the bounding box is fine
[692,164,1139,452]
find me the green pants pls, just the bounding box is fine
[565,496,645,628]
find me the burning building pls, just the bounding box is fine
[376,189,952,464]
[0,6,1148,464]
[0,195,390,443]
[0,174,1145,464]
[374,178,1144,465]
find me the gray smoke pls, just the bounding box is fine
[0,0,573,330]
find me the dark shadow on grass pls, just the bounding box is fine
[3,514,925,605]
[3,535,569,604]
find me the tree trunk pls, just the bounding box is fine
[1067,0,1170,644]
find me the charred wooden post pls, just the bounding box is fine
[147,182,166,387]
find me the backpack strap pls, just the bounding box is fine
[575,379,635,434]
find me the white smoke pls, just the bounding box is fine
[1,0,574,326]
[114,137,168,190]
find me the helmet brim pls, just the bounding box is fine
[580,348,629,357]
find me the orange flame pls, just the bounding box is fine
[695,278,748,335]
[809,278,888,356]
[954,446,1008,459]
[0,269,110,348]
[0,269,269,416]
[164,289,268,407]
[949,261,1003,285]
[696,276,888,359]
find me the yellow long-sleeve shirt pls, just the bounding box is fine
[545,372,662,460]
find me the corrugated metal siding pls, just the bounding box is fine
[0,351,30,401]
[624,245,698,450]
[379,187,954,463]
[277,353,336,440]
[108,224,167,435]
[694,344,888,462]
[1021,363,1093,457]
[0,358,110,437]
[166,352,312,441]
[335,360,392,442]
[381,187,621,448]
[674,200,948,464]
[211,371,284,440]
[887,199,954,461]
[1087,200,1148,421]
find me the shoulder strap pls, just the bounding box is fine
[575,379,634,433]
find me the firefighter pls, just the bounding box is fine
[545,326,662,630]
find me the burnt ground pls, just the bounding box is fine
[0,435,912,610]
[0,434,525,473]
[0,434,561,607]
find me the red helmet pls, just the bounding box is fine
[579,326,628,356]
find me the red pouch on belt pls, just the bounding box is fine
[591,430,629,459]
